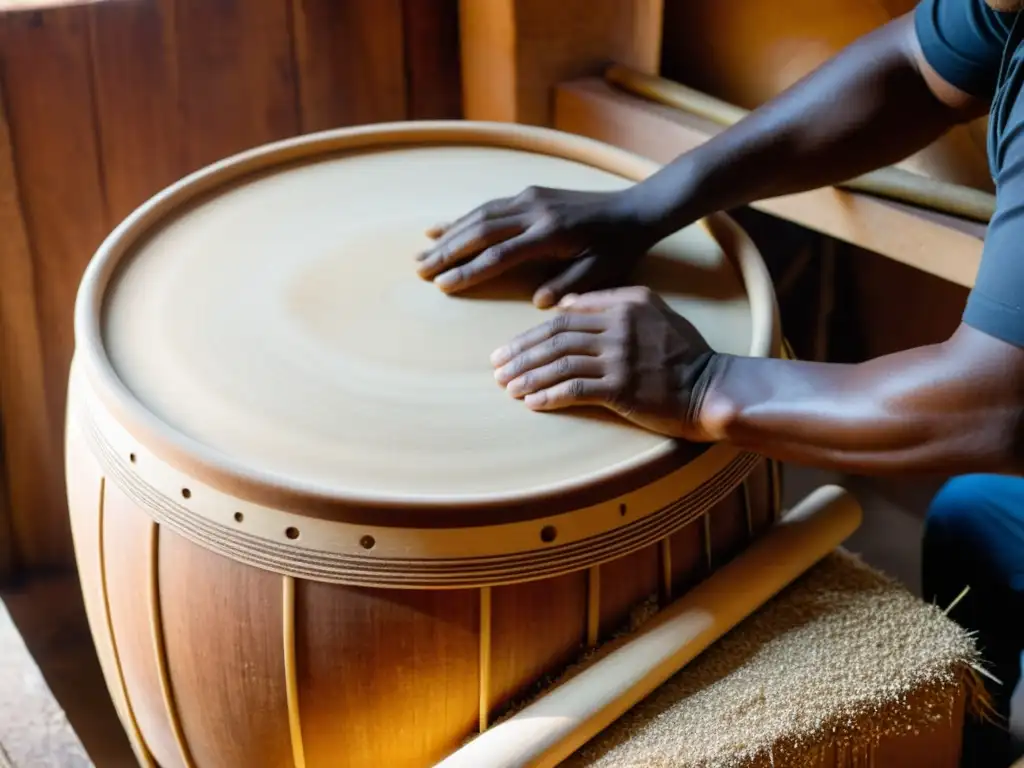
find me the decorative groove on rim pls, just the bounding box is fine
[85,405,762,587]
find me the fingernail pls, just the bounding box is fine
[434,272,458,290]
[415,251,428,262]
[524,393,544,409]
[559,294,578,308]
[506,377,525,396]
[490,346,511,366]
[534,288,555,308]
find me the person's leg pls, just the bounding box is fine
[923,474,1024,767]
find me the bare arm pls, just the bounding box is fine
[698,326,1024,476]
[624,14,986,239]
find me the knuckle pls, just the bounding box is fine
[567,378,586,399]
[549,313,570,334]
[555,356,572,376]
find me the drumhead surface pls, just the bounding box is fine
[99,141,754,502]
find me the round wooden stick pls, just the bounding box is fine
[435,484,863,768]
[604,64,996,223]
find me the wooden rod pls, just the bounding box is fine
[604,64,996,223]
[434,484,862,768]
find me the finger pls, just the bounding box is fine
[490,313,607,367]
[432,228,551,293]
[420,222,452,249]
[417,216,525,280]
[523,378,613,411]
[558,286,655,312]
[505,356,605,397]
[494,333,602,385]
[418,197,515,260]
[532,253,604,309]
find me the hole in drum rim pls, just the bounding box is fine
[285,526,300,540]
[181,488,191,499]
[620,503,628,516]
[233,512,244,523]
[129,452,137,464]
[540,525,557,543]
[360,535,376,550]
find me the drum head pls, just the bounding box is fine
[87,125,772,513]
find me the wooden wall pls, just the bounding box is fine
[0,0,461,574]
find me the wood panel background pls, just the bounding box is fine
[0,0,462,575]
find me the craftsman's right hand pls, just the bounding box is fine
[416,186,658,308]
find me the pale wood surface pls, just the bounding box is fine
[555,78,985,288]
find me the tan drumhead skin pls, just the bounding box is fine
[76,122,777,525]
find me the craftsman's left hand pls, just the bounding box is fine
[491,287,720,441]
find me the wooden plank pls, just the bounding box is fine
[174,0,299,170]
[460,0,663,125]
[0,7,109,569]
[291,0,407,132]
[402,0,461,119]
[555,78,984,288]
[88,0,184,223]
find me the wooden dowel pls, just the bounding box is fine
[604,64,996,223]
[434,484,862,768]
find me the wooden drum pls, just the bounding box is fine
[65,122,782,767]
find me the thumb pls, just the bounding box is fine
[532,254,601,308]
[558,286,648,312]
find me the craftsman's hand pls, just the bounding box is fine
[491,286,721,440]
[417,187,658,308]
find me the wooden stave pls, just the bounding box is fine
[66,379,778,766]
[64,120,784,765]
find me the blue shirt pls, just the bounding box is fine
[916,0,1024,346]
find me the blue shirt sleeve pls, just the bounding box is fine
[914,0,1011,99]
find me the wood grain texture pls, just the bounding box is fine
[708,484,750,569]
[460,0,663,125]
[88,0,184,223]
[291,0,407,132]
[174,0,299,170]
[64,408,151,766]
[0,8,108,569]
[159,528,294,768]
[668,518,705,595]
[488,573,587,719]
[402,0,461,119]
[102,483,183,768]
[295,582,479,766]
[598,545,659,639]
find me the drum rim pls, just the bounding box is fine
[73,120,779,520]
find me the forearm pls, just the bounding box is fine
[622,15,981,239]
[697,325,1024,476]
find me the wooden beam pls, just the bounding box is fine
[555,78,984,289]
[460,0,662,126]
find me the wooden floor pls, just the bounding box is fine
[1,466,1019,766]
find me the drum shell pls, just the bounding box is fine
[66,368,778,768]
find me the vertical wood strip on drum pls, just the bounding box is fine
[159,529,295,768]
[668,519,704,596]
[296,583,479,766]
[771,459,784,522]
[146,525,195,768]
[65,407,153,765]
[103,483,184,768]
[598,546,659,639]
[658,538,673,605]
[282,576,307,768]
[487,573,587,721]
[586,566,601,647]
[746,460,776,537]
[478,586,492,732]
[708,488,749,567]
[702,514,713,571]
[291,0,407,132]
[97,479,155,768]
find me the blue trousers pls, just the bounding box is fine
[924,475,1024,767]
